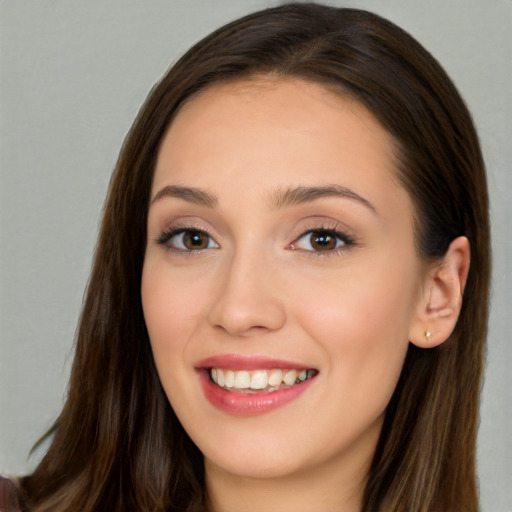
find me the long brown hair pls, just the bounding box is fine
[20,4,490,511]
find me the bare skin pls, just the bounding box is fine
[142,77,469,512]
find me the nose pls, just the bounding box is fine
[208,249,286,337]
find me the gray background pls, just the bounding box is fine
[0,1,510,510]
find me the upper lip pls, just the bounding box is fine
[196,354,317,371]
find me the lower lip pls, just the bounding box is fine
[198,371,316,416]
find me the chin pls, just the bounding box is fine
[204,449,309,481]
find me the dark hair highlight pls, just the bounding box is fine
[20,4,490,512]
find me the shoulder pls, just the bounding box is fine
[0,476,21,512]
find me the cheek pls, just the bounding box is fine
[296,261,415,339]
[141,261,213,422]
[292,257,418,401]
[141,261,206,363]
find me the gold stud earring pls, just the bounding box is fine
[425,330,432,341]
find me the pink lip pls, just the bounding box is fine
[197,353,311,370]
[196,354,317,417]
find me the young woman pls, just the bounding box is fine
[9,3,490,511]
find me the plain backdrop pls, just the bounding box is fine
[0,1,511,510]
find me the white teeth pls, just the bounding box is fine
[209,367,314,391]
[250,370,269,389]
[234,370,251,389]
[283,370,298,386]
[224,369,235,388]
[268,369,283,387]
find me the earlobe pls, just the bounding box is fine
[410,236,470,348]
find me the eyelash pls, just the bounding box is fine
[156,224,356,256]
[156,225,218,254]
[289,227,355,257]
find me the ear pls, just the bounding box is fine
[409,236,470,348]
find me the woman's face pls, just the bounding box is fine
[142,78,424,485]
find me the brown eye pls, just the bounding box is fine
[309,231,337,251]
[291,229,353,253]
[183,230,209,250]
[157,228,219,252]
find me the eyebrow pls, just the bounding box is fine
[271,185,378,215]
[151,185,218,208]
[150,183,377,215]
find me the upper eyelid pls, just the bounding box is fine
[292,219,356,240]
[157,234,218,258]
[293,228,355,249]
[297,228,353,241]
[157,219,216,237]
[156,225,219,247]
[155,218,358,246]
[151,210,222,233]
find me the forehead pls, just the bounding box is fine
[170,76,386,143]
[153,77,411,223]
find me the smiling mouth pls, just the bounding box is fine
[209,368,318,393]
